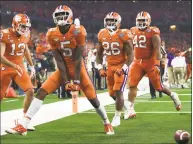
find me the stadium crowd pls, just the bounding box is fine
[1,1,191,98]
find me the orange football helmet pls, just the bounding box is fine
[136,11,151,30]
[12,13,31,35]
[52,5,73,26]
[104,12,121,32]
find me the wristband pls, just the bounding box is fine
[122,64,128,72]
[97,64,103,70]
[73,80,80,85]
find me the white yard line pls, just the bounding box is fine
[0,90,149,136]
[3,99,18,103]
[82,111,191,114]
[179,94,191,95]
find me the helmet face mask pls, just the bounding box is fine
[136,18,148,30]
[136,12,151,30]
[53,6,73,26]
[104,18,118,31]
[16,24,30,35]
[104,12,121,33]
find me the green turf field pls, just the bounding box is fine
[1,88,192,144]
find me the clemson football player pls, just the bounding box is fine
[0,14,36,130]
[96,12,134,127]
[6,5,114,136]
[125,11,181,119]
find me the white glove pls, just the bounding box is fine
[29,66,36,79]
[74,18,80,28]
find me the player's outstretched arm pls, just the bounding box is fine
[96,42,107,77]
[152,34,161,61]
[52,49,70,82]
[96,42,104,66]
[24,44,35,78]
[73,45,83,81]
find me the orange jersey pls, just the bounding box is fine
[0,28,30,65]
[130,26,160,60]
[46,24,86,66]
[98,28,132,66]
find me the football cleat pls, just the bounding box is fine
[111,116,120,127]
[5,124,27,136]
[104,123,115,135]
[124,109,136,120]
[27,123,35,131]
[171,92,181,111]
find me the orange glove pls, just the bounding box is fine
[65,80,80,91]
[99,69,107,77]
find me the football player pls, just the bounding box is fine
[6,5,114,136]
[96,12,133,127]
[124,11,181,119]
[0,14,36,130]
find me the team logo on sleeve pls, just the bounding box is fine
[73,29,80,35]
[119,33,124,37]
[146,29,151,32]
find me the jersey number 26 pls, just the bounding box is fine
[102,42,120,56]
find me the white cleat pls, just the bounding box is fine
[171,92,181,111]
[124,109,136,120]
[27,123,35,131]
[111,116,120,127]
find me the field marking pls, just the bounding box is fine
[3,99,18,103]
[179,94,191,95]
[82,111,191,114]
[105,101,191,105]
[136,94,191,99]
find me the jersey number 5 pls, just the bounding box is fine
[102,42,120,56]
[133,35,146,48]
[60,41,72,56]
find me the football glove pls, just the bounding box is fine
[65,80,80,91]
[29,66,36,79]
[97,64,107,77]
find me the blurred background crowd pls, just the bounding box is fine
[1,1,191,98]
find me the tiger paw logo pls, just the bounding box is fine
[15,15,22,22]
